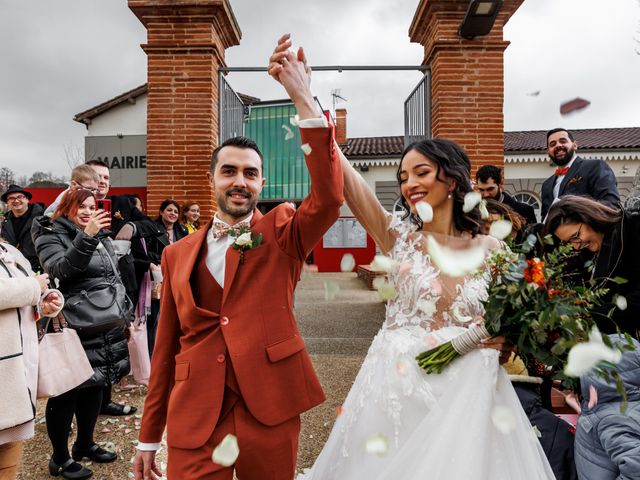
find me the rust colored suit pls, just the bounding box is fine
[139,126,343,479]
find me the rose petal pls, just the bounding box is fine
[564,341,622,377]
[211,434,240,467]
[479,200,489,220]
[416,201,433,223]
[427,235,485,277]
[532,425,542,438]
[290,114,300,126]
[324,281,340,301]
[491,406,516,434]
[587,385,599,409]
[489,219,513,240]
[370,255,399,273]
[336,406,344,416]
[463,191,482,213]
[372,278,397,301]
[365,433,389,456]
[340,253,356,272]
[301,143,312,155]
[615,295,627,311]
[282,124,294,141]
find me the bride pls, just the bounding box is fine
[269,37,554,480]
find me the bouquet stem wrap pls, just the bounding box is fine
[417,324,491,374]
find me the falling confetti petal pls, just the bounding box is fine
[560,97,590,116]
[427,235,485,277]
[365,433,389,456]
[290,114,300,126]
[532,425,542,438]
[301,143,312,155]
[370,255,399,272]
[489,219,513,240]
[336,406,344,416]
[100,428,111,433]
[565,327,622,377]
[615,295,627,311]
[463,191,482,213]
[212,434,240,467]
[479,200,489,220]
[372,277,397,301]
[324,281,340,301]
[340,253,356,272]
[282,124,294,140]
[416,201,433,223]
[491,406,516,434]
[526,90,541,97]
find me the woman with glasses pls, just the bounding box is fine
[544,195,639,337]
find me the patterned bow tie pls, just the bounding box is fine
[555,167,570,176]
[212,220,251,240]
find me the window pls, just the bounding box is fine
[513,192,541,221]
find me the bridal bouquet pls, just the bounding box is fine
[416,234,629,388]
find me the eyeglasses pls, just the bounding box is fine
[6,195,27,202]
[567,223,584,247]
[78,184,100,194]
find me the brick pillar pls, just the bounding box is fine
[409,0,523,174]
[129,1,241,220]
[335,108,347,145]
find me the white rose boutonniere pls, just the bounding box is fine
[230,227,263,264]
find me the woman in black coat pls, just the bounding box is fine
[144,199,188,357]
[32,189,130,479]
[545,195,640,338]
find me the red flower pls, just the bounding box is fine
[548,331,561,343]
[524,259,545,287]
[548,289,561,299]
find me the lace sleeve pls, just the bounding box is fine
[338,145,396,253]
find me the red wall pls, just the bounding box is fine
[25,187,148,214]
[313,228,376,272]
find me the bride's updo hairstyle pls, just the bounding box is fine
[395,139,482,236]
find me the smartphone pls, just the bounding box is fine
[97,199,112,218]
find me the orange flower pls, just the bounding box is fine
[524,259,545,287]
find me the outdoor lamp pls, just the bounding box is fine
[458,0,503,40]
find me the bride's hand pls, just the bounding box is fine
[480,336,514,364]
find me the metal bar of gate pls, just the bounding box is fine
[220,65,427,73]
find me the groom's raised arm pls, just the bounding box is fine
[267,34,344,258]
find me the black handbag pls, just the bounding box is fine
[62,241,133,337]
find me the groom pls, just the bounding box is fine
[133,34,343,480]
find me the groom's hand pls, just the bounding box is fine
[133,450,162,480]
[268,33,319,120]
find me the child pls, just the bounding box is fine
[44,164,100,216]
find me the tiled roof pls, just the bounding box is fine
[73,83,260,124]
[504,127,640,152]
[342,136,405,157]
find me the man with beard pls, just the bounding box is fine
[475,165,537,224]
[133,34,343,480]
[541,128,619,219]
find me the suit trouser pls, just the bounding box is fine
[167,399,300,480]
[0,441,23,480]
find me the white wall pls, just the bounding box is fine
[87,95,147,137]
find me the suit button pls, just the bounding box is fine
[220,316,229,326]
[217,354,225,364]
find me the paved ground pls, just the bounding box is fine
[17,272,385,479]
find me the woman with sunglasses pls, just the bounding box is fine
[544,195,640,337]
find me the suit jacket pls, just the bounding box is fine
[540,157,619,219]
[139,126,343,449]
[0,203,44,272]
[502,192,537,224]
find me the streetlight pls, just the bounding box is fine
[459,0,503,40]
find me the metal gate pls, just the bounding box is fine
[218,72,246,143]
[404,71,431,147]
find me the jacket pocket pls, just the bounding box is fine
[265,335,305,363]
[174,361,190,381]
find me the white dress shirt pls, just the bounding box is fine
[137,115,327,452]
[552,154,577,201]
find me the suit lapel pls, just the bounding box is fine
[558,157,583,196]
[177,222,210,308]
[221,209,264,307]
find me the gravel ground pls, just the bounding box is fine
[17,273,383,479]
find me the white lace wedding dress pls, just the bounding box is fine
[299,153,555,480]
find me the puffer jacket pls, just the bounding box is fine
[574,334,640,480]
[32,216,130,387]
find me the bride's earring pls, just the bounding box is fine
[448,192,452,199]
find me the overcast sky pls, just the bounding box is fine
[1,0,639,179]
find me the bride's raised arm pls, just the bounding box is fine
[336,144,396,254]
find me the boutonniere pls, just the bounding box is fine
[567,176,583,186]
[114,210,124,220]
[230,227,262,264]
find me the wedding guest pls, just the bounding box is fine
[540,128,619,219]
[476,165,536,224]
[32,189,131,479]
[145,199,188,357]
[574,334,640,480]
[180,201,201,234]
[481,199,526,241]
[0,185,44,272]
[545,195,640,338]
[43,164,101,216]
[0,242,63,479]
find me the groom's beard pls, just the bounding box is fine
[549,145,575,166]
[216,188,258,218]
